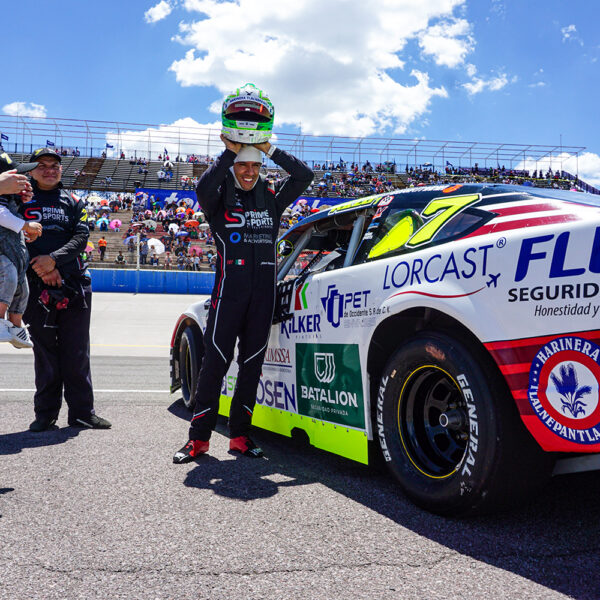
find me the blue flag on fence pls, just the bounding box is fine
[164,147,168,155]
[106,143,114,149]
[46,140,55,147]
[1,133,8,141]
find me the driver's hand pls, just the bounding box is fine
[254,141,272,154]
[220,134,242,154]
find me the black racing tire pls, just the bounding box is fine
[179,327,202,411]
[376,331,554,516]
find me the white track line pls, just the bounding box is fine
[0,389,171,393]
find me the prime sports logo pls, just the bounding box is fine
[528,336,600,444]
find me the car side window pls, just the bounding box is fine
[355,193,486,263]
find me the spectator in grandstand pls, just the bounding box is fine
[149,253,159,267]
[115,251,126,265]
[0,153,40,349]
[173,133,313,463]
[20,147,111,432]
[139,239,148,265]
[164,252,172,269]
[98,236,107,261]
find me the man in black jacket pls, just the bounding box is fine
[173,136,313,462]
[20,147,111,432]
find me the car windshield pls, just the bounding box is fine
[354,190,490,263]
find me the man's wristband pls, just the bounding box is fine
[266,144,277,159]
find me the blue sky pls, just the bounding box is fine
[4,0,600,183]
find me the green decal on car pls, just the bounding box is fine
[296,343,365,429]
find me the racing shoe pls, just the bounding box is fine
[9,324,33,349]
[229,435,264,458]
[69,414,112,429]
[29,416,58,432]
[173,440,209,464]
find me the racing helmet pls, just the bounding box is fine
[221,83,274,144]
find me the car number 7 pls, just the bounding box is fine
[407,193,481,248]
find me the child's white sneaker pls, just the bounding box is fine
[0,319,12,344]
[9,324,33,349]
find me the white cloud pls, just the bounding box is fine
[2,101,47,118]
[463,71,513,95]
[528,81,546,88]
[105,117,223,158]
[418,18,474,68]
[144,0,173,24]
[517,152,600,188]
[561,24,576,41]
[561,24,583,46]
[169,0,469,136]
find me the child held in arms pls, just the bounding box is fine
[0,153,43,348]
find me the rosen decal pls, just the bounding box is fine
[528,336,600,444]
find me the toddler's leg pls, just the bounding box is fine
[0,256,19,343]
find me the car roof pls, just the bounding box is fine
[281,183,600,241]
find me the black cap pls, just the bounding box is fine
[0,152,38,175]
[29,147,62,163]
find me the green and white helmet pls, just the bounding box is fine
[221,83,274,144]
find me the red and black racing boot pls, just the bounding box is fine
[229,435,264,458]
[173,439,209,464]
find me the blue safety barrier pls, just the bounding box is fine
[89,268,215,294]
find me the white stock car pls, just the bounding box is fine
[170,183,600,516]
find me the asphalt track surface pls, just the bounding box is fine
[1,293,600,599]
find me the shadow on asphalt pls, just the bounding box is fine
[0,427,80,456]
[184,454,311,501]
[167,397,192,421]
[169,396,600,600]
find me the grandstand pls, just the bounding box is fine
[1,114,596,194]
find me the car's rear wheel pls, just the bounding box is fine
[179,327,202,410]
[376,331,554,516]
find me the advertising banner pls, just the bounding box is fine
[134,188,199,211]
[295,343,365,429]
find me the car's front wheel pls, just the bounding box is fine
[376,331,553,516]
[179,327,202,410]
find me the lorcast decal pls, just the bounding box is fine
[528,336,600,444]
[296,343,365,429]
[382,244,494,290]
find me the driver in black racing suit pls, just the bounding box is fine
[173,135,313,462]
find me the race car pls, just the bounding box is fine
[170,182,600,515]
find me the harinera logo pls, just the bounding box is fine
[314,352,335,383]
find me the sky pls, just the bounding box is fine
[4,0,600,185]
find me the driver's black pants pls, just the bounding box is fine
[189,282,274,441]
